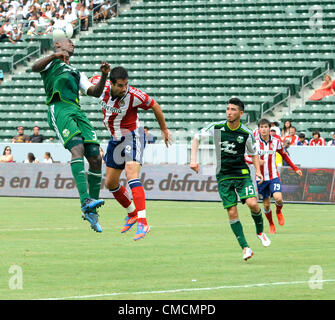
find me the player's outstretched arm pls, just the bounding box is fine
[151,101,172,147]
[31,51,69,72]
[190,137,200,174]
[87,62,110,97]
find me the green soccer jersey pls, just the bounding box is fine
[196,120,257,181]
[40,58,92,106]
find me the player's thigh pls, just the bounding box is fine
[236,177,257,202]
[48,102,81,148]
[269,177,282,197]
[75,108,99,145]
[104,137,126,170]
[218,179,238,209]
[257,180,271,200]
[123,127,146,166]
[125,161,141,181]
[105,166,123,190]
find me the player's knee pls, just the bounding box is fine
[125,162,140,180]
[273,192,283,203]
[69,143,85,159]
[246,198,259,211]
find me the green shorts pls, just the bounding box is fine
[218,177,257,209]
[48,101,99,149]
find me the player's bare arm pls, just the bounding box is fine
[190,137,200,173]
[87,62,111,98]
[151,101,172,147]
[31,51,69,72]
[251,154,263,183]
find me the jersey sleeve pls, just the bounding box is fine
[194,123,215,141]
[245,133,257,156]
[131,87,155,110]
[79,72,94,95]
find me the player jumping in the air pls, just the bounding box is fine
[190,98,271,261]
[32,38,111,233]
[251,118,302,234]
[90,66,172,241]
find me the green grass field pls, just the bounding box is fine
[0,197,334,300]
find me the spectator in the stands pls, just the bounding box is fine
[24,152,39,163]
[29,126,45,143]
[5,5,16,22]
[8,25,23,43]
[309,130,326,146]
[64,6,78,27]
[43,151,54,163]
[27,20,39,40]
[144,126,156,144]
[11,126,31,143]
[44,19,54,34]
[327,133,335,146]
[0,146,14,163]
[282,139,292,166]
[281,120,291,140]
[78,3,89,30]
[0,19,11,42]
[309,74,335,101]
[283,126,299,146]
[297,132,308,146]
[270,127,281,140]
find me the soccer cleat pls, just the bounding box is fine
[121,215,138,233]
[82,211,102,233]
[269,223,276,234]
[133,222,150,241]
[277,212,285,226]
[243,247,253,261]
[81,198,105,214]
[257,232,271,247]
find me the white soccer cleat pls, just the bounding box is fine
[257,232,271,247]
[243,247,253,261]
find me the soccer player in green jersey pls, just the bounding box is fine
[190,97,271,261]
[31,38,111,233]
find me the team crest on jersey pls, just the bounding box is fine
[237,136,244,143]
[119,100,125,107]
[62,129,70,137]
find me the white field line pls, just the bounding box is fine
[0,223,227,232]
[39,279,335,300]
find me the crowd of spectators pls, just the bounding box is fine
[0,0,117,44]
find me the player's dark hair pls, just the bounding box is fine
[290,126,296,131]
[258,118,271,128]
[299,133,305,138]
[228,97,244,111]
[110,66,128,84]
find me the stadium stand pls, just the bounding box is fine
[0,0,334,143]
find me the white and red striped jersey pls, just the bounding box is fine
[309,137,326,146]
[90,76,155,140]
[255,135,298,181]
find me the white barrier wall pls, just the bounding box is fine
[0,143,335,168]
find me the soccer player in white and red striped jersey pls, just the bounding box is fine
[90,66,172,241]
[255,119,302,234]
